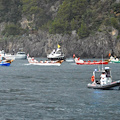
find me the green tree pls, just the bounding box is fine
[78,21,89,38]
[0,0,22,23]
[2,23,26,36]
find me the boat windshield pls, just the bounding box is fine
[17,52,25,54]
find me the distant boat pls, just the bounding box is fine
[14,52,27,59]
[0,61,10,66]
[27,54,64,66]
[87,67,120,90]
[73,54,108,65]
[47,44,65,60]
[0,50,27,60]
[0,50,15,60]
[109,56,120,63]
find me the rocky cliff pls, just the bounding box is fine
[0,28,120,58]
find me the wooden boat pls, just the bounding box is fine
[27,55,64,66]
[0,56,14,64]
[87,67,120,90]
[73,54,108,65]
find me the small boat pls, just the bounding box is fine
[0,57,14,64]
[109,56,120,63]
[47,44,65,60]
[87,67,120,90]
[73,54,108,65]
[0,61,10,66]
[27,55,64,66]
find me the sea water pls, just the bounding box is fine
[0,58,120,120]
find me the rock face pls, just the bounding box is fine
[0,29,120,58]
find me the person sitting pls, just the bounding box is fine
[100,71,107,85]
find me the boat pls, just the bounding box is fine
[0,61,10,66]
[14,51,27,59]
[87,67,120,90]
[109,56,120,63]
[47,44,65,60]
[27,55,64,66]
[73,54,108,65]
[0,50,15,60]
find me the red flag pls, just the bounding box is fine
[78,57,80,60]
[73,54,75,58]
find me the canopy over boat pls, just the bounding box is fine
[87,67,120,90]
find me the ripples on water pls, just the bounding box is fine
[0,58,120,120]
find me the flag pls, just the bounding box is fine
[73,54,75,58]
[78,57,80,60]
[27,53,29,59]
[57,44,61,48]
[108,53,111,57]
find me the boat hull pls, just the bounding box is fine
[0,62,10,66]
[76,61,108,65]
[47,56,65,61]
[87,81,120,90]
[29,62,61,66]
[110,61,120,63]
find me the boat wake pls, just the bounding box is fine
[66,59,74,62]
[24,63,31,66]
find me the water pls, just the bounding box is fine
[0,58,120,120]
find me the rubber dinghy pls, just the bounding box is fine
[87,67,120,90]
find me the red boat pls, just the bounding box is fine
[73,54,108,65]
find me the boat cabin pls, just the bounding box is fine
[92,67,112,85]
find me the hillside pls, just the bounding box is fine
[0,0,120,58]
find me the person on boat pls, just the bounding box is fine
[100,71,107,85]
[40,60,43,63]
[44,60,48,63]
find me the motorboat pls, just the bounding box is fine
[73,54,108,65]
[14,52,27,59]
[27,55,64,66]
[47,44,65,60]
[87,67,120,90]
[0,50,15,60]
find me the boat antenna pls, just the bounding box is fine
[102,54,104,71]
[102,38,104,71]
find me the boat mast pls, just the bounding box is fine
[102,54,103,71]
[102,38,104,71]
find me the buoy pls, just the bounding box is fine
[91,75,95,82]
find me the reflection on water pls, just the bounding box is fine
[0,58,120,119]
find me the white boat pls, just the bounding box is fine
[27,55,64,66]
[87,67,120,90]
[47,44,65,60]
[14,52,27,59]
[0,50,15,60]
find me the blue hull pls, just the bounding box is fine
[0,63,10,66]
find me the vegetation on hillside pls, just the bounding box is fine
[0,0,120,38]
